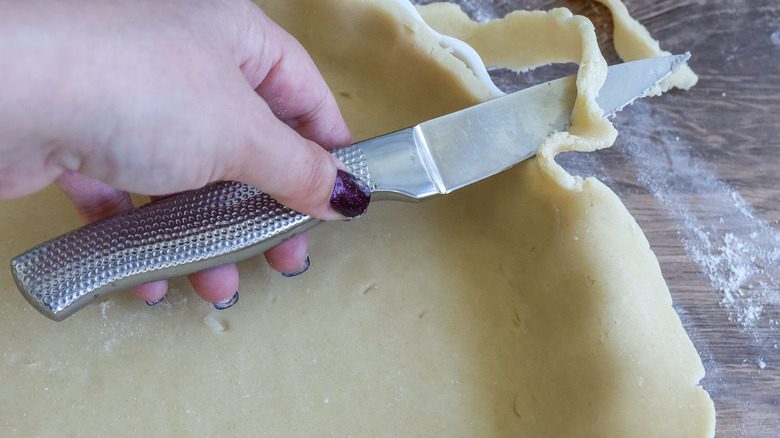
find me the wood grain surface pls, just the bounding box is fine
[416,0,780,436]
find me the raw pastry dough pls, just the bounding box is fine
[0,0,714,436]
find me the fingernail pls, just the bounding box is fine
[330,169,371,218]
[146,296,166,306]
[213,291,239,310]
[282,256,310,278]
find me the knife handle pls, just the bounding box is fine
[11,145,373,321]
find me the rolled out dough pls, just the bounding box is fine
[0,0,714,436]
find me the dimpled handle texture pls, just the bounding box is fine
[11,145,373,321]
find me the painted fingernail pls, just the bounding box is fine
[282,256,310,278]
[330,169,371,218]
[213,291,239,310]
[146,296,166,306]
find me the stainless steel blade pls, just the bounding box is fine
[597,53,690,117]
[414,53,690,194]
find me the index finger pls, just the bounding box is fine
[238,6,353,149]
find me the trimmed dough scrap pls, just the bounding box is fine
[0,0,714,436]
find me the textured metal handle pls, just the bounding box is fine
[11,145,372,321]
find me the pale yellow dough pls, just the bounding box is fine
[0,0,714,436]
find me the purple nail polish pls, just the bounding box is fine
[146,296,166,306]
[330,169,371,218]
[214,291,239,310]
[282,256,310,278]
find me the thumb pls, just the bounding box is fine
[221,97,370,220]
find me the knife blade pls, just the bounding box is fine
[11,54,689,321]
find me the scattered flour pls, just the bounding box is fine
[771,29,780,48]
[617,122,779,336]
[96,287,190,352]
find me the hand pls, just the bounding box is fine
[0,0,366,307]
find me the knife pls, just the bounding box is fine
[11,54,690,321]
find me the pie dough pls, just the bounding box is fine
[0,0,714,436]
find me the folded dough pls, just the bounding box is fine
[0,0,714,436]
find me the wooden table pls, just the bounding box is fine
[421,0,780,436]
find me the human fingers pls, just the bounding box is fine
[185,233,309,307]
[186,264,240,308]
[219,86,370,221]
[238,6,353,150]
[215,4,369,220]
[231,4,361,279]
[55,171,169,304]
[264,233,310,276]
[55,171,134,225]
